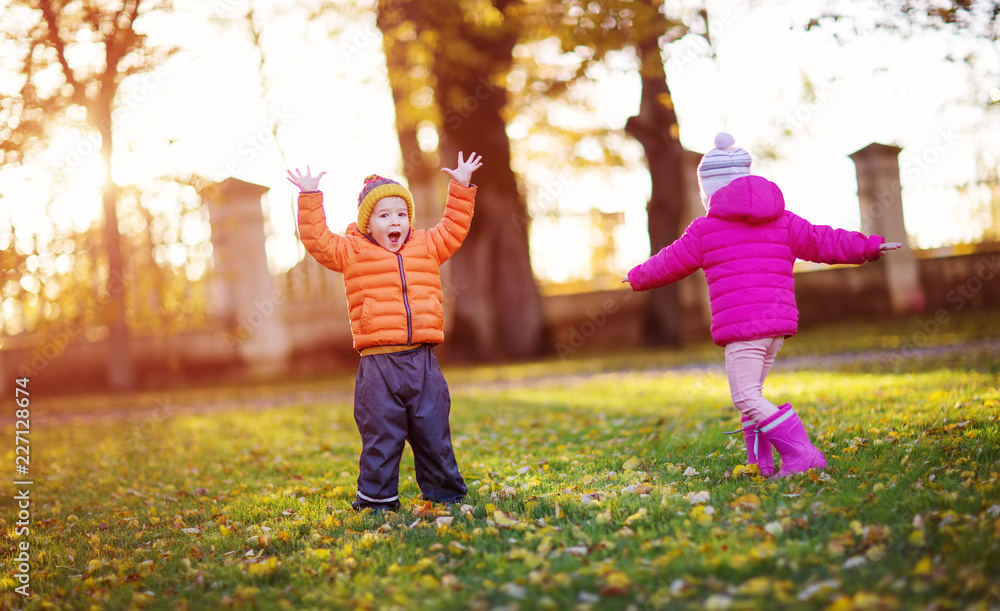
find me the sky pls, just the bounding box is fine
[1,0,997,284]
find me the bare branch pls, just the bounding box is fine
[37,0,87,106]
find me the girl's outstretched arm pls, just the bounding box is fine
[788,213,887,264]
[626,223,704,291]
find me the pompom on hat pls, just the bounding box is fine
[697,132,752,205]
[356,174,414,233]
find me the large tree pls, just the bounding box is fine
[0,0,175,390]
[624,20,687,346]
[377,0,546,360]
[507,0,695,346]
[374,1,707,355]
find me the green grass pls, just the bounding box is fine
[3,311,1000,610]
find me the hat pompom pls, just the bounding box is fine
[714,132,736,149]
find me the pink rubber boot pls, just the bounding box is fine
[759,404,826,478]
[741,415,776,477]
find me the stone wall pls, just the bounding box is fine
[3,144,998,392]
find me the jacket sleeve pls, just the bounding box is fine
[627,221,703,291]
[426,180,477,264]
[787,212,884,265]
[297,191,351,272]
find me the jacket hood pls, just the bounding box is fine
[707,175,785,224]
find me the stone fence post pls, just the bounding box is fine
[849,143,925,313]
[203,178,291,376]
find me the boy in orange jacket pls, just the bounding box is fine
[288,152,483,511]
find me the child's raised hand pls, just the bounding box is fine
[287,166,326,192]
[441,151,483,187]
[880,242,902,252]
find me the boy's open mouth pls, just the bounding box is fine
[388,230,401,245]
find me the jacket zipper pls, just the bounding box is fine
[396,253,413,344]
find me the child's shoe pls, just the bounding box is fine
[740,415,776,477]
[420,494,465,505]
[352,499,401,513]
[759,404,826,478]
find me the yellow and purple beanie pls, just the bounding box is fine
[357,174,414,233]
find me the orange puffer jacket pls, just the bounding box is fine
[297,180,476,351]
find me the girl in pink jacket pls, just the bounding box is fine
[625,133,900,478]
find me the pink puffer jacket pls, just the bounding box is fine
[627,175,885,346]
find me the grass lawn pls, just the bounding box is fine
[2,312,1000,610]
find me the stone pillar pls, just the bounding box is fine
[204,178,292,376]
[849,143,925,313]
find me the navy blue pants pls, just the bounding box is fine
[351,344,467,511]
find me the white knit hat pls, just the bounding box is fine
[698,132,752,204]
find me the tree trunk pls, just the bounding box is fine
[97,114,135,390]
[625,36,686,347]
[432,57,545,360]
[375,3,442,227]
[397,127,442,229]
[377,0,545,360]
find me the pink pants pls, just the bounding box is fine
[724,336,785,424]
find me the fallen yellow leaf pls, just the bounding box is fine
[319,515,341,529]
[625,508,648,526]
[418,574,439,589]
[493,510,520,528]
[731,494,762,510]
[912,556,932,576]
[622,457,641,471]
[247,556,278,578]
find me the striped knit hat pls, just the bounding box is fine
[697,132,752,205]
[357,174,414,233]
